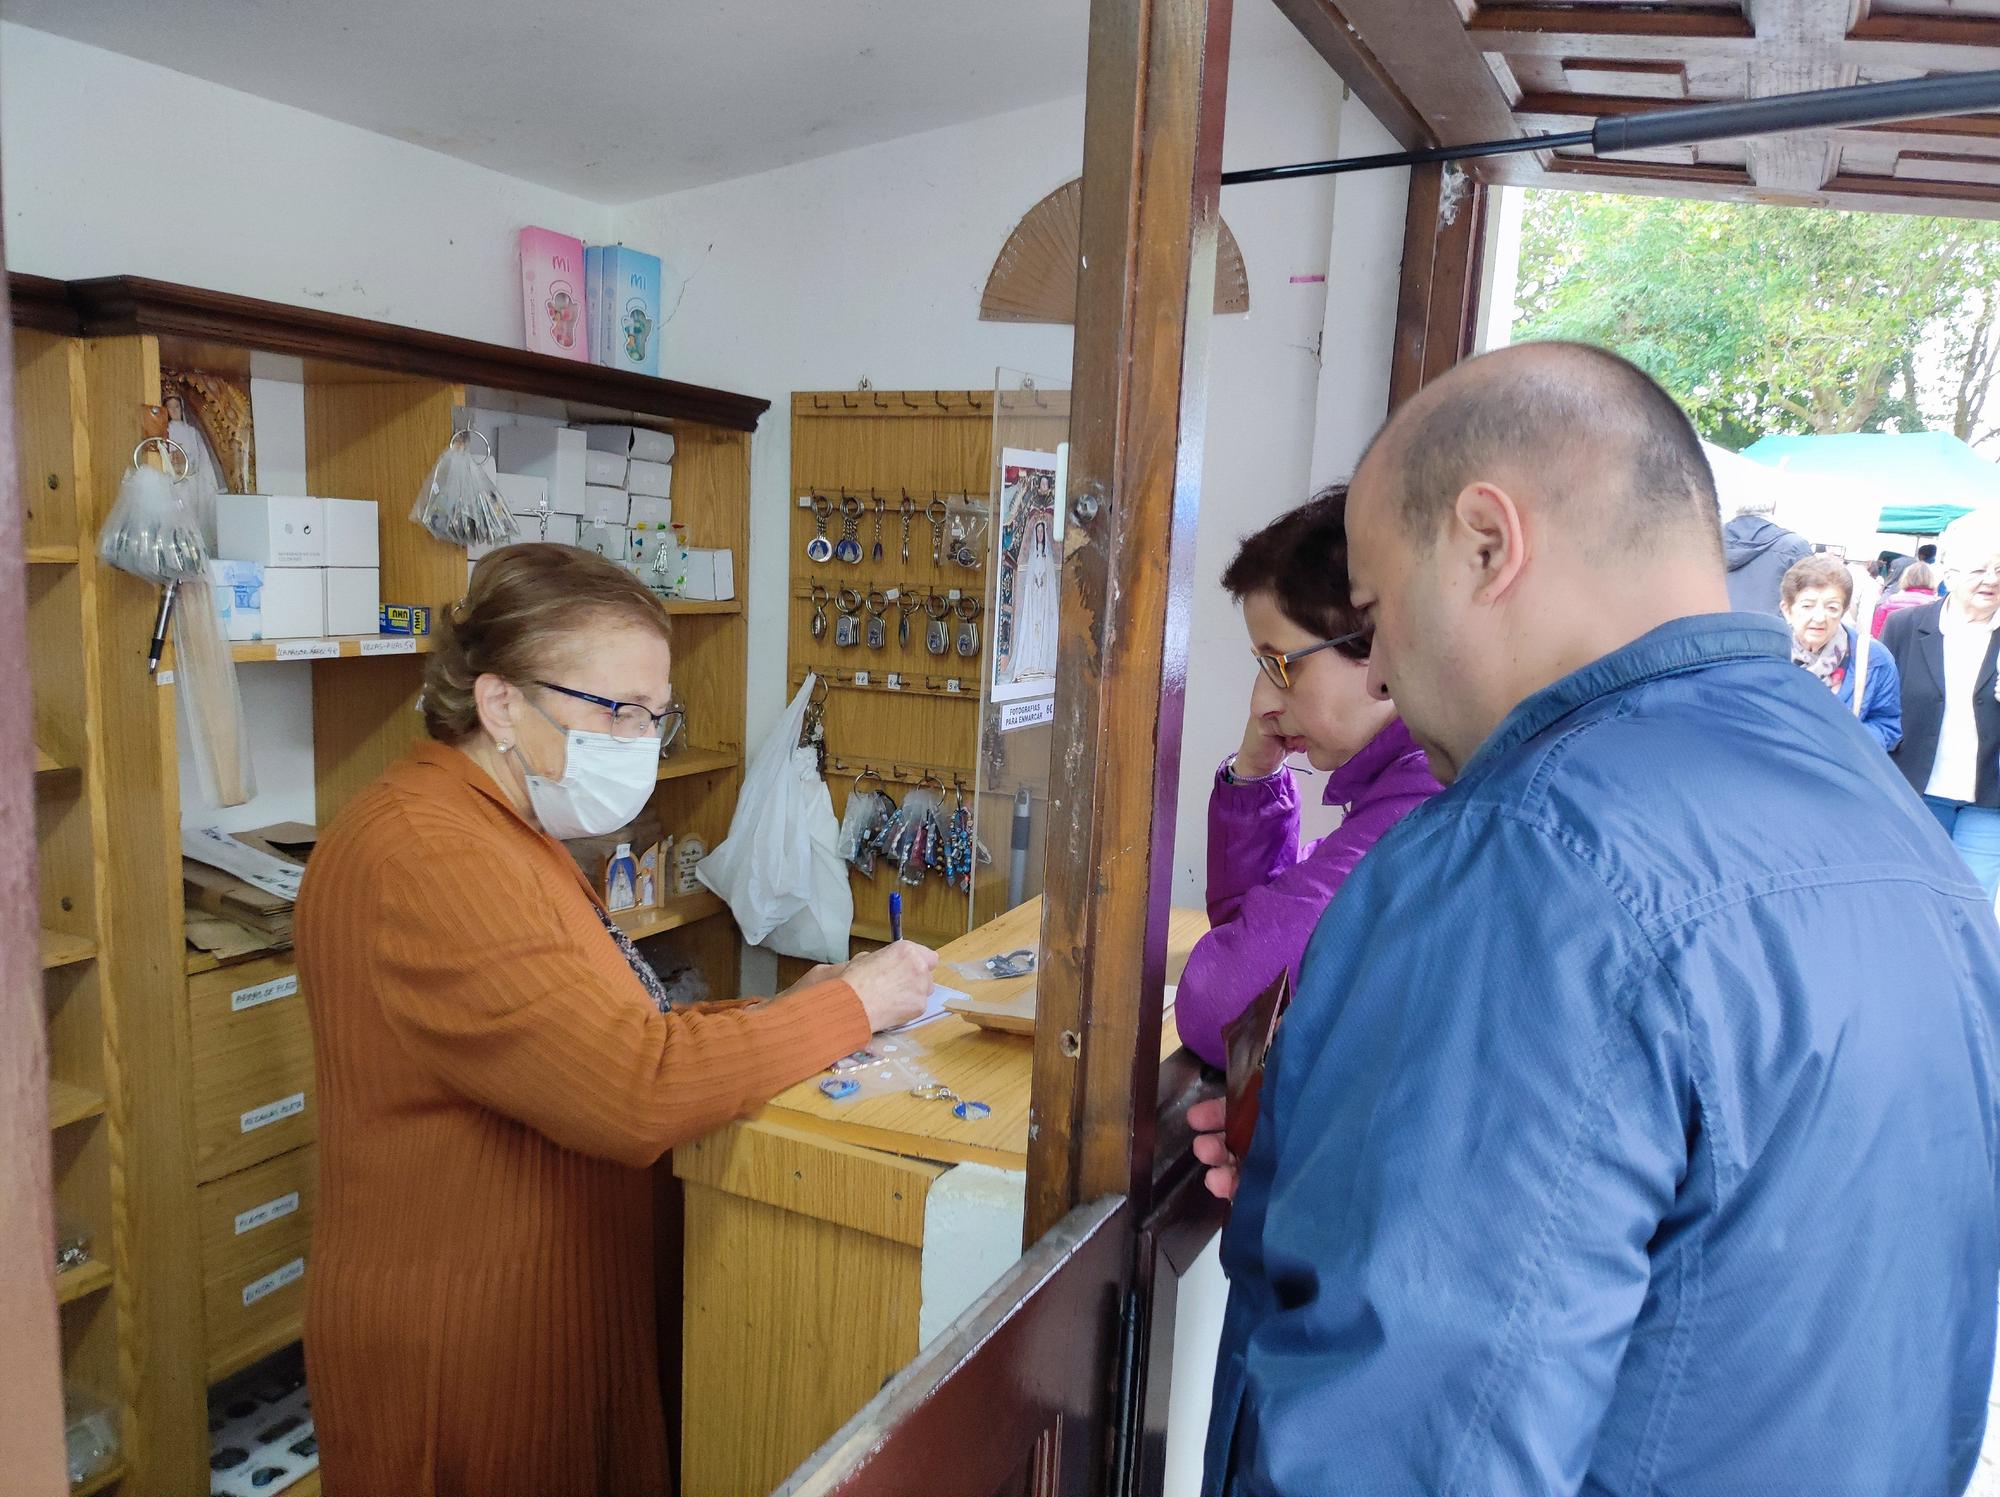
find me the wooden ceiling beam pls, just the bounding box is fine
[1469,4,2000,69]
[1265,0,1431,149]
[1285,0,1525,147]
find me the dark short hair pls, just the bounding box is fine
[1384,342,1720,554]
[1780,552,1854,611]
[1220,486,1364,642]
[1918,544,1939,562]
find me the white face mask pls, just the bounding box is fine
[516,700,659,840]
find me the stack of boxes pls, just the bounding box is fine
[467,417,735,600]
[209,495,381,640]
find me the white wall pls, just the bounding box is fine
[620,17,1386,908]
[0,23,613,345]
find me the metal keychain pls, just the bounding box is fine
[953,511,985,570]
[955,595,981,657]
[897,589,921,649]
[927,498,949,566]
[834,586,863,649]
[925,592,951,656]
[864,590,888,650]
[899,496,915,563]
[835,495,866,565]
[809,584,830,642]
[872,498,886,563]
[910,1082,991,1121]
[805,495,835,563]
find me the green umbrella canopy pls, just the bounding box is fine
[1741,432,2000,537]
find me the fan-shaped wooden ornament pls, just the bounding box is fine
[981,177,1250,323]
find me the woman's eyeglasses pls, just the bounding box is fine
[535,680,686,746]
[1251,628,1371,691]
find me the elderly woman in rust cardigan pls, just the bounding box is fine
[297,544,931,1497]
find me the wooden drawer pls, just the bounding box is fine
[199,1145,316,1384]
[187,955,316,1184]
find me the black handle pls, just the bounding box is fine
[1595,71,2000,155]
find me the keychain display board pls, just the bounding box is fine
[787,388,1068,962]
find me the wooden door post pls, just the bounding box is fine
[1029,0,1234,1244]
[1389,163,1491,411]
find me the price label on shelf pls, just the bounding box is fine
[854,671,871,687]
[275,639,341,661]
[944,678,963,694]
[359,636,417,657]
[886,674,903,691]
[156,670,175,686]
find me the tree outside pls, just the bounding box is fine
[1512,190,2000,452]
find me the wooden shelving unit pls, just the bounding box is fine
[13,272,766,1494]
[614,889,727,943]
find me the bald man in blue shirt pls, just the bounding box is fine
[1199,342,2000,1496]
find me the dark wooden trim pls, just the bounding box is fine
[1468,5,1756,47]
[9,274,770,431]
[1031,0,1233,1246]
[6,273,79,334]
[1848,12,2000,50]
[1540,154,1754,189]
[1267,0,1431,150]
[1390,162,1491,412]
[777,1196,1131,1495]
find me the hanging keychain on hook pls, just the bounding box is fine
[865,590,889,651]
[955,595,981,658]
[809,584,830,642]
[834,587,863,648]
[925,592,951,657]
[927,499,949,566]
[835,495,866,565]
[872,498,886,564]
[806,495,835,563]
[897,588,921,649]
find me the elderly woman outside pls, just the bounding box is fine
[1882,511,2000,901]
[1781,552,1902,755]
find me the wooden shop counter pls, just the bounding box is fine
[673,897,1207,1496]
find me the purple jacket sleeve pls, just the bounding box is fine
[1175,762,1385,1068]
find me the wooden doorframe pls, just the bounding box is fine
[0,219,71,1492]
[1029,0,1236,1246]
[1389,163,1492,411]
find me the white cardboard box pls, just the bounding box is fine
[325,567,381,635]
[208,560,265,642]
[259,568,326,639]
[583,485,630,526]
[681,548,735,601]
[627,494,672,529]
[579,521,628,560]
[626,458,673,498]
[470,511,579,560]
[584,450,628,487]
[495,424,586,515]
[583,424,675,463]
[494,471,550,519]
[321,497,380,567]
[216,495,325,567]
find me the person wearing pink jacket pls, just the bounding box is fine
[1175,489,1443,1068]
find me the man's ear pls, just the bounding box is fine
[1451,480,1528,605]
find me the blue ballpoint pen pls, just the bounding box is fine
[888,891,903,944]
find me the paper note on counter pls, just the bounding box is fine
[879,983,968,1034]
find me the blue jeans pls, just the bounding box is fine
[1924,796,2000,903]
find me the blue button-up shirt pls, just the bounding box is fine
[1205,614,2000,1496]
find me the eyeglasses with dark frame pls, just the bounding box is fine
[534,680,685,746]
[1251,628,1371,691]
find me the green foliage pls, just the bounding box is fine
[1512,190,2000,450]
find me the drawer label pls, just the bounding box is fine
[230,973,298,1012]
[241,1256,305,1307]
[234,1191,300,1236]
[358,636,417,657]
[240,1093,306,1134]
[275,639,341,661]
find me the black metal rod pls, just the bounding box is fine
[1220,69,2000,187]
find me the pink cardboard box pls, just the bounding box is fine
[520,227,589,361]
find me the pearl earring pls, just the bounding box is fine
[498,741,513,754]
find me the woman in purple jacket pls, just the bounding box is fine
[1175,488,1443,1067]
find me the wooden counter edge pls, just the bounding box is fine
[674,1118,946,1249]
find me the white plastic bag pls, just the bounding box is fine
[697,676,852,963]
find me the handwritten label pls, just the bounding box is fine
[886,674,903,691]
[240,1092,306,1134]
[231,973,298,1013]
[1000,698,1056,732]
[240,1256,304,1307]
[275,639,340,661]
[943,678,963,694]
[854,671,871,687]
[1289,273,1328,284]
[359,636,417,657]
[156,670,175,686]
[234,1191,300,1236]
